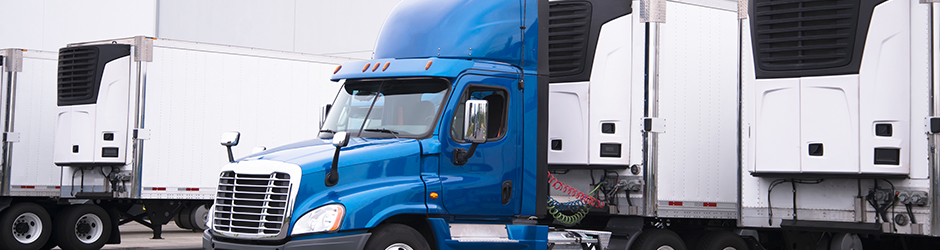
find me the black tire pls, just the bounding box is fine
[631,229,687,250]
[54,205,111,250]
[0,202,53,250]
[694,231,748,250]
[364,224,430,250]
[175,206,193,229]
[187,204,209,231]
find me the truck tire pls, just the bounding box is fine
[631,229,687,250]
[0,202,52,250]
[187,204,209,231]
[364,224,430,250]
[694,231,747,250]
[175,206,193,229]
[53,205,111,250]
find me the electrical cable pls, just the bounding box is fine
[767,178,823,226]
[548,184,603,226]
[906,204,917,225]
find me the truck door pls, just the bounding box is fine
[439,73,521,216]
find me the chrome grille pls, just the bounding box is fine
[213,171,291,236]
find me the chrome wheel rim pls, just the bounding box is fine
[74,213,103,244]
[12,212,41,244]
[656,246,675,250]
[193,206,210,230]
[385,243,414,250]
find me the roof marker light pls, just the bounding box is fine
[382,62,390,71]
[333,65,342,74]
[425,60,433,70]
[372,63,380,72]
[362,63,371,72]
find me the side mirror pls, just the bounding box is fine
[463,100,488,144]
[332,131,350,147]
[220,131,240,146]
[326,131,350,187]
[319,104,332,128]
[220,131,241,162]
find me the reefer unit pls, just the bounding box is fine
[53,37,349,201]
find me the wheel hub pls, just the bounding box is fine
[74,214,103,244]
[13,221,30,234]
[77,222,92,234]
[11,212,41,244]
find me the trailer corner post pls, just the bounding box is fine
[0,49,23,196]
[928,0,940,237]
[641,0,665,217]
[130,41,150,199]
[736,0,747,228]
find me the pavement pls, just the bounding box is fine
[54,221,204,250]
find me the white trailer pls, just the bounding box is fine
[0,37,350,250]
[738,0,940,248]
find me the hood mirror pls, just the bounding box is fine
[326,131,350,187]
[220,131,241,162]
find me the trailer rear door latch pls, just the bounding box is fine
[2,132,20,143]
[643,117,666,133]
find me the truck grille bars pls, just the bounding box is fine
[752,0,859,72]
[57,47,98,106]
[213,171,292,236]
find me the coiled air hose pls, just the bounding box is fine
[547,183,603,225]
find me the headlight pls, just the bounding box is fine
[291,204,345,235]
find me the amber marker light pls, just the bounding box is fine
[372,63,381,72]
[382,62,390,71]
[333,65,342,74]
[430,192,439,199]
[425,60,433,70]
[362,63,371,72]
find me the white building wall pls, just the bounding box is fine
[0,0,400,58]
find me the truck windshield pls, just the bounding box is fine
[320,78,450,139]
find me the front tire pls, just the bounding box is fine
[0,202,52,250]
[187,204,209,231]
[631,229,687,250]
[54,205,111,250]
[364,224,430,250]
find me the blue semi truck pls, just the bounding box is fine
[203,0,940,249]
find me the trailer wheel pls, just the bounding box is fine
[0,202,52,250]
[694,231,747,250]
[175,206,193,230]
[54,205,111,250]
[364,224,430,250]
[187,204,209,231]
[631,229,687,250]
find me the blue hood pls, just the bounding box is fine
[239,137,429,234]
[242,137,421,175]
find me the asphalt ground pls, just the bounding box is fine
[53,221,203,250]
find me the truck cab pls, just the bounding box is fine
[203,0,555,249]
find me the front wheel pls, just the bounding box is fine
[0,202,52,250]
[631,229,687,250]
[364,224,430,250]
[54,205,111,250]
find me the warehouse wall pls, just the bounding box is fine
[0,0,400,59]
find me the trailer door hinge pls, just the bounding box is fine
[643,117,666,133]
[134,128,151,140]
[3,132,20,143]
[926,117,940,134]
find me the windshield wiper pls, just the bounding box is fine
[363,128,400,138]
[319,129,336,133]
